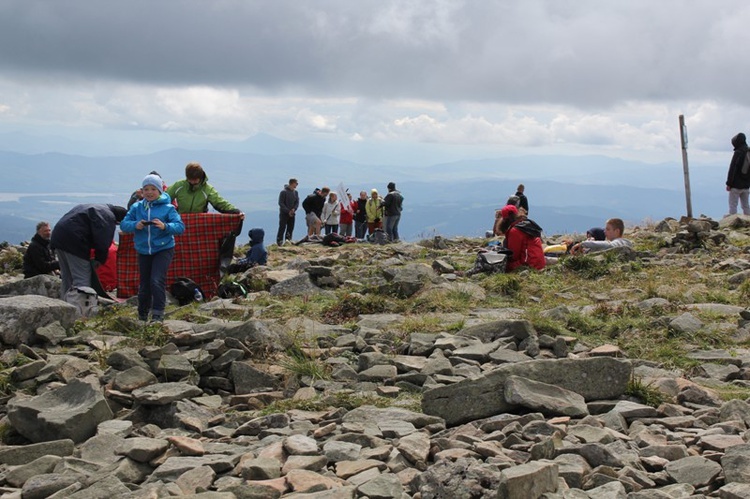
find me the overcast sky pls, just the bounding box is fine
[0,0,748,164]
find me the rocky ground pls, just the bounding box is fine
[1,215,750,498]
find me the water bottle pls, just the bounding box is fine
[193,288,203,302]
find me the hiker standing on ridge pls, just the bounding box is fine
[277,178,299,245]
[726,133,750,216]
[515,184,529,214]
[354,190,369,239]
[121,174,185,322]
[302,186,329,238]
[382,182,403,242]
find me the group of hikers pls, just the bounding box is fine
[20,163,408,321]
[24,163,244,322]
[22,162,635,323]
[461,183,633,276]
[277,180,404,246]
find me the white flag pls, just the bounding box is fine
[336,182,352,213]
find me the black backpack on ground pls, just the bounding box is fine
[170,277,203,305]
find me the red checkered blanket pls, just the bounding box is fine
[117,213,243,299]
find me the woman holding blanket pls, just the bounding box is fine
[121,174,185,322]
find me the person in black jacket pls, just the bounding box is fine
[50,204,127,297]
[23,221,60,278]
[354,190,368,239]
[515,184,529,214]
[301,186,329,238]
[726,132,750,215]
[276,178,299,246]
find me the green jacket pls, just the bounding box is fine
[166,175,238,214]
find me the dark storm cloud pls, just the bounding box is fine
[0,0,747,106]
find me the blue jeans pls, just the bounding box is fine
[384,214,401,241]
[138,248,174,319]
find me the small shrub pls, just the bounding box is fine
[625,376,668,407]
[0,248,23,275]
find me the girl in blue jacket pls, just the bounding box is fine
[121,174,185,322]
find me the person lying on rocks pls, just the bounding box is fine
[570,218,632,255]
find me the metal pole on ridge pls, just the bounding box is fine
[679,115,693,218]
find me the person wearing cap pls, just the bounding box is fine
[51,203,128,298]
[366,189,383,234]
[121,174,185,322]
[167,162,242,216]
[382,181,403,242]
[127,170,168,209]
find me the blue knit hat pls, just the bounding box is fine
[142,174,163,194]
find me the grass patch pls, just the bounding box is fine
[480,273,522,296]
[278,344,331,382]
[560,254,612,279]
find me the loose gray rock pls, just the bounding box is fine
[0,295,77,346]
[504,375,589,417]
[422,357,631,426]
[7,379,113,443]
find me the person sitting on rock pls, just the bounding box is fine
[570,218,632,254]
[498,205,545,271]
[23,221,60,278]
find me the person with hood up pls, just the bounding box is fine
[167,162,243,216]
[51,203,128,298]
[244,228,268,266]
[498,205,545,272]
[726,132,750,215]
[121,174,185,322]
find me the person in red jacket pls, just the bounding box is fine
[498,205,545,272]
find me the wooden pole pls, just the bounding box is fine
[679,115,693,218]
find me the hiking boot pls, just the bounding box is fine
[151,315,164,323]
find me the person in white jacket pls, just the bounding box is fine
[321,192,341,235]
[571,218,632,254]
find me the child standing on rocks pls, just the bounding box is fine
[121,174,185,322]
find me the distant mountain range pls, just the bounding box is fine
[1,132,727,245]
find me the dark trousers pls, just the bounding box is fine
[324,224,339,235]
[138,248,174,319]
[355,220,367,239]
[277,212,295,244]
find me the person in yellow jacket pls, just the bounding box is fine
[365,189,383,234]
[167,163,244,217]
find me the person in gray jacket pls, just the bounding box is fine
[277,178,299,245]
